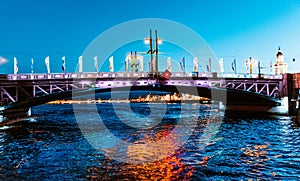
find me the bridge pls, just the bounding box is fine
[0,71,287,120]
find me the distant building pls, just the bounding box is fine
[274,47,288,75]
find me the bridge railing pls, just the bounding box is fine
[6,72,283,81]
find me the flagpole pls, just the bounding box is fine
[209,58,211,73]
[109,56,114,72]
[258,60,261,79]
[130,51,133,72]
[219,58,224,74]
[150,30,153,73]
[167,57,171,72]
[180,57,185,75]
[78,56,83,73]
[125,55,129,74]
[234,58,237,74]
[155,30,159,74]
[139,55,143,72]
[45,56,50,74]
[249,57,253,75]
[94,56,98,72]
[270,60,273,74]
[207,58,211,73]
[193,57,198,72]
[183,57,185,74]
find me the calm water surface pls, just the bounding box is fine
[0,103,300,180]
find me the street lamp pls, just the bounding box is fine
[144,30,153,73]
[144,37,150,44]
[157,38,163,45]
[144,29,162,74]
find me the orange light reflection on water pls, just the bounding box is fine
[87,125,195,180]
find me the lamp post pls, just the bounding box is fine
[144,29,162,74]
[144,30,153,73]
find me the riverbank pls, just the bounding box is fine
[46,93,211,105]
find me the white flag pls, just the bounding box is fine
[109,56,114,72]
[78,56,83,73]
[62,56,66,72]
[45,56,50,74]
[245,60,249,73]
[94,56,98,72]
[167,57,171,72]
[219,58,224,73]
[31,58,34,73]
[0,56,8,65]
[14,57,18,74]
[270,60,273,73]
[193,57,198,72]
[139,56,144,72]
[125,56,129,72]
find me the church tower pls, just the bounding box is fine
[274,47,288,75]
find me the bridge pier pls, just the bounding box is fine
[285,73,300,125]
[286,74,296,115]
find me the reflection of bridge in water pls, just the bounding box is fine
[1,71,291,120]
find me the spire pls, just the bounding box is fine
[274,46,287,75]
[277,46,283,57]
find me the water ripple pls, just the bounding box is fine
[0,104,299,180]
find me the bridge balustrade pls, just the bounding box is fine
[6,72,283,81]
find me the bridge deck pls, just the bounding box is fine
[1,72,284,103]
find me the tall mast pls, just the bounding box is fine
[155,30,159,73]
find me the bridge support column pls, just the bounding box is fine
[287,74,297,116]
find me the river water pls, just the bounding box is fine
[0,102,300,180]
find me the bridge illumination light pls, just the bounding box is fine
[157,38,163,45]
[144,37,150,44]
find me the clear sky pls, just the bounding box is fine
[0,0,300,74]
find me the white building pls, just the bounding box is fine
[274,47,288,75]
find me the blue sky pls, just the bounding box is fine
[0,0,300,74]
